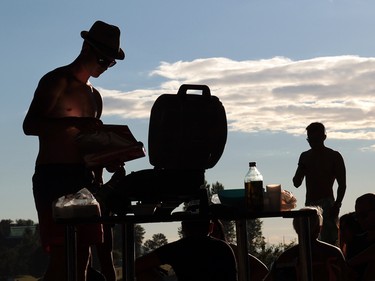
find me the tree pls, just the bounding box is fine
[0,219,45,280]
[257,240,296,268]
[142,233,168,254]
[112,223,146,260]
[135,224,146,257]
[0,219,12,238]
[246,218,266,255]
[15,219,35,226]
[13,227,41,275]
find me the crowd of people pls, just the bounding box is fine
[22,18,375,281]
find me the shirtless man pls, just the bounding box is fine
[23,21,125,281]
[293,122,346,245]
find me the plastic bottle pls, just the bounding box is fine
[244,162,264,212]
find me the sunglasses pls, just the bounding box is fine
[95,54,116,68]
[90,46,116,68]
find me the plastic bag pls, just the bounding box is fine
[53,188,101,219]
[280,190,297,211]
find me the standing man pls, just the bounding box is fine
[293,122,346,245]
[23,20,125,281]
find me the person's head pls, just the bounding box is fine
[339,212,363,255]
[181,219,213,238]
[355,193,375,232]
[339,212,363,239]
[293,206,323,239]
[80,21,125,77]
[306,122,326,149]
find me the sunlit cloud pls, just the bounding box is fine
[101,55,375,140]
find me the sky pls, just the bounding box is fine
[2,0,375,244]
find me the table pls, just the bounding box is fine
[59,208,315,281]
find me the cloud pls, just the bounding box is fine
[100,55,375,140]
[360,144,375,152]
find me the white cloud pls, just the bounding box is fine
[101,55,375,140]
[360,144,375,152]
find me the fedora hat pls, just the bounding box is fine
[81,20,125,60]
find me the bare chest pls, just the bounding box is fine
[55,84,99,118]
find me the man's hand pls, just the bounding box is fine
[106,161,125,173]
[330,203,341,218]
[74,117,103,133]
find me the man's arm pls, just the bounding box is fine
[293,154,305,188]
[329,152,346,218]
[23,73,66,136]
[334,152,346,207]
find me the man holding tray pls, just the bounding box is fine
[23,20,125,281]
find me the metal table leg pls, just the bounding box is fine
[236,219,250,281]
[66,224,77,281]
[298,216,313,281]
[124,223,135,281]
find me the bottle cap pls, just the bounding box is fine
[249,162,256,167]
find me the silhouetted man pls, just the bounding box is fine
[23,20,125,281]
[293,122,346,245]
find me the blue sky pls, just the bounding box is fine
[2,0,375,243]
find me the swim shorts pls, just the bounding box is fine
[32,164,103,252]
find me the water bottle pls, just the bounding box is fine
[244,162,264,212]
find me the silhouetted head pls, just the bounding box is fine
[306,122,326,149]
[181,219,213,237]
[81,20,125,60]
[355,193,375,231]
[339,212,363,255]
[293,206,323,239]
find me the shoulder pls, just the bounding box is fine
[324,147,345,162]
[299,150,312,161]
[42,66,71,81]
[325,147,342,156]
[277,246,299,262]
[152,240,179,260]
[208,236,233,248]
[196,237,235,258]
[37,66,72,90]
[317,241,345,259]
